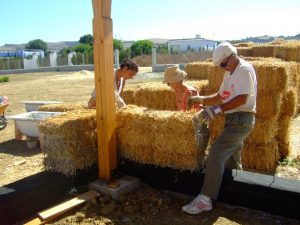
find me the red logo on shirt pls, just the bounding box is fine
[222,91,231,100]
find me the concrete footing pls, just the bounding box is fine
[89,175,141,200]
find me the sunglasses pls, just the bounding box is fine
[220,54,233,68]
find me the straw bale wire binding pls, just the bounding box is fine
[38,109,97,176]
[242,142,279,172]
[273,40,300,62]
[116,105,209,171]
[276,115,292,158]
[38,103,86,112]
[237,47,253,57]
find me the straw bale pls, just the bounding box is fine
[38,103,86,112]
[252,45,275,57]
[246,117,278,144]
[276,115,292,158]
[38,109,97,176]
[123,81,209,111]
[186,62,224,92]
[116,105,209,171]
[255,92,282,119]
[251,61,288,93]
[242,142,279,172]
[121,86,135,104]
[133,83,177,110]
[279,88,298,117]
[273,40,300,62]
[208,116,225,144]
[237,47,253,57]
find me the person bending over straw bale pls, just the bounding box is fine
[88,58,139,109]
[183,42,257,215]
[163,65,200,111]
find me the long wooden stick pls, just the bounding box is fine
[92,0,117,181]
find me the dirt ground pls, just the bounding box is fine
[0,68,300,224]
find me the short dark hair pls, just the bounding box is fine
[120,58,138,72]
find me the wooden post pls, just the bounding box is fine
[92,0,117,181]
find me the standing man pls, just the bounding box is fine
[183,42,257,214]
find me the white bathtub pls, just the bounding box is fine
[22,101,63,112]
[8,111,63,138]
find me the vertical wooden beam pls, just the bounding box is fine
[92,0,117,181]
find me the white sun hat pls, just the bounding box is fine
[213,42,237,66]
[163,65,187,83]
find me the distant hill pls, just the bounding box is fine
[231,33,300,43]
[1,34,299,52]
[0,41,78,51]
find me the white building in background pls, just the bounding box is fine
[167,36,220,53]
[121,40,134,49]
[68,51,76,65]
[23,53,39,69]
[48,51,57,67]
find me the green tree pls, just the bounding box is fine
[130,40,153,57]
[73,44,92,53]
[59,47,73,56]
[79,34,93,46]
[25,39,47,52]
[113,39,124,51]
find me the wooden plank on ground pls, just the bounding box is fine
[24,217,44,225]
[37,190,99,220]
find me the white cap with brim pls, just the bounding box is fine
[213,42,237,66]
[163,65,187,83]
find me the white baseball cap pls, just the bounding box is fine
[213,42,237,66]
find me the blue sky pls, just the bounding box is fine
[0,0,300,46]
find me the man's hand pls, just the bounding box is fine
[193,105,222,123]
[187,96,205,107]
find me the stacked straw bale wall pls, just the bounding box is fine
[273,41,300,62]
[235,40,300,62]
[116,105,208,171]
[38,109,97,176]
[237,47,253,57]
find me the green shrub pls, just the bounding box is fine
[0,76,9,83]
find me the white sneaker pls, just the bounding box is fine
[182,194,212,215]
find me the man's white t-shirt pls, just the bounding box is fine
[218,58,257,114]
